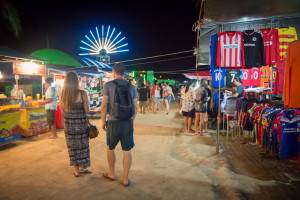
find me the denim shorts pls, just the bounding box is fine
[165,95,172,100]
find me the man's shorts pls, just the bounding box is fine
[47,109,56,125]
[107,119,134,151]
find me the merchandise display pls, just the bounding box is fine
[242,30,265,67]
[277,27,298,60]
[217,31,245,68]
[284,40,300,108]
[261,28,280,65]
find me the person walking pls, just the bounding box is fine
[163,82,175,115]
[194,79,209,136]
[101,63,138,186]
[146,82,151,111]
[59,72,91,177]
[39,78,58,139]
[158,83,164,110]
[138,83,148,114]
[181,83,195,135]
[150,81,159,114]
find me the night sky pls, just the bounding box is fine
[0,0,199,73]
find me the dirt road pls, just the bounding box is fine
[0,103,299,200]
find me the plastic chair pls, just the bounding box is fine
[222,97,238,141]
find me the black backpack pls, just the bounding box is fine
[112,80,135,120]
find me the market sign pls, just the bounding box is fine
[13,62,46,76]
[54,74,65,86]
[0,112,21,146]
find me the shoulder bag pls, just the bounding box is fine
[81,90,99,139]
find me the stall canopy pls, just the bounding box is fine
[0,46,45,63]
[203,0,300,23]
[184,71,211,80]
[46,64,107,78]
[196,1,300,65]
[30,49,82,67]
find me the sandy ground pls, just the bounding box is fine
[0,102,299,200]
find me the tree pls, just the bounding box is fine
[0,0,21,38]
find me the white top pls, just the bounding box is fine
[181,87,194,112]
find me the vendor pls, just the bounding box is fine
[225,77,244,98]
[39,78,58,139]
[10,84,24,100]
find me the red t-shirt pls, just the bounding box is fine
[274,59,286,95]
[251,67,262,86]
[242,69,251,87]
[261,28,280,65]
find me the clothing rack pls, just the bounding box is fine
[214,20,287,150]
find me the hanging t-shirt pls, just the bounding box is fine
[209,33,218,69]
[261,28,280,65]
[284,40,300,108]
[211,68,226,88]
[269,66,277,88]
[242,69,252,87]
[277,27,298,60]
[274,59,286,95]
[226,70,241,87]
[243,30,265,67]
[272,110,300,159]
[251,67,262,87]
[217,31,245,68]
[261,66,271,88]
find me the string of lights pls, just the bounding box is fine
[108,50,194,64]
[124,55,194,66]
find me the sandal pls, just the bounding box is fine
[79,169,92,174]
[123,180,131,187]
[48,136,57,139]
[73,172,80,177]
[103,173,116,181]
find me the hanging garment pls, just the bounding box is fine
[217,31,245,68]
[261,28,280,65]
[226,69,241,87]
[277,27,298,60]
[250,67,262,87]
[242,69,252,87]
[284,40,300,108]
[209,33,219,69]
[260,66,271,88]
[242,30,265,67]
[271,110,300,158]
[274,59,286,95]
[210,68,226,88]
[269,66,277,88]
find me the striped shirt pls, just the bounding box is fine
[217,31,245,68]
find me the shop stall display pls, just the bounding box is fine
[0,104,22,146]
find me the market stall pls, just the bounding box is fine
[197,2,300,166]
[0,47,48,141]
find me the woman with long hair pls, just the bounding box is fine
[194,79,209,136]
[59,72,91,177]
[164,82,175,115]
[181,82,195,134]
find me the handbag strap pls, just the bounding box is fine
[80,90,91,126]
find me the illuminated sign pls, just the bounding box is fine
[13,62,46,75]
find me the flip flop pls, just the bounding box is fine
[48,136,57,139]
[73,172,80,177]
[123,180,131,187]
[103,173,116,181]
[79,170,92,174]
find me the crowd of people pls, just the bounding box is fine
[136,80,175,115]
[179,79,212,136]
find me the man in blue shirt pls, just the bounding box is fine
[39,78,58,139]
[225,77,244,98]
